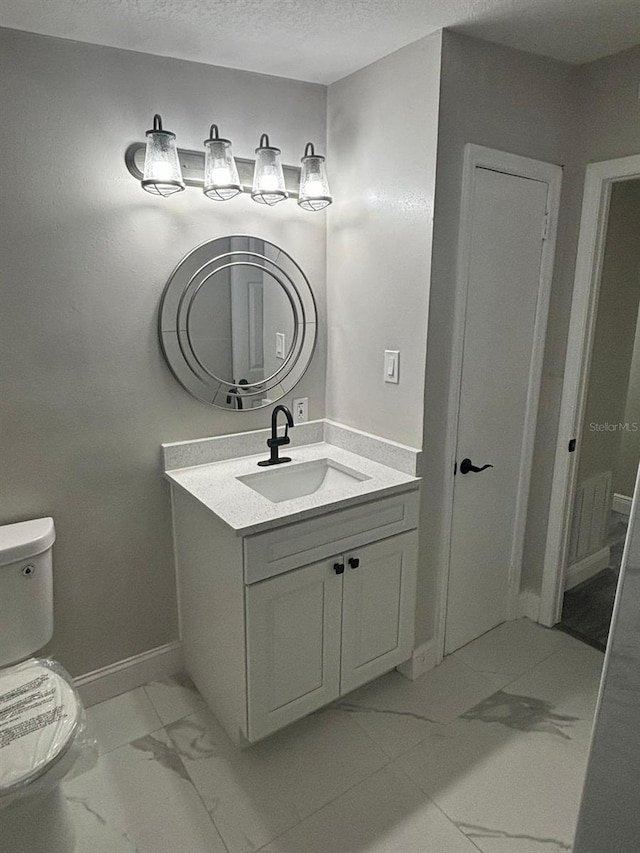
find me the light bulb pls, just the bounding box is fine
[141,114,185,197]
[303,179,324,197]
[298,142,332,211]
[211,167,231,183]
[150,161,174,182]
[203,124,242,201]
[252,134,288,206]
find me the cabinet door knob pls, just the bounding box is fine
[348,557,360,569]
[333,562,345,575]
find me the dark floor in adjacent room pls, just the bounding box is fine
[557,511,628,651]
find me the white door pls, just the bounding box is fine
[246,557,342,741]
[230,267,266,386]
[341,532,418,694]
[445,159,559,654]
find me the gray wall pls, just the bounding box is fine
[577,180,640,491]
[419,31,580,642]
[0,28,327,676]
[326,33,442,449]
[574,44,640,164]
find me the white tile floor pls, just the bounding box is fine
[63,619,604,853]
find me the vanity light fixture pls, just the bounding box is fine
[141,114,185,197]
[203,124,242,201]
[298,143,333,211]
[128,118,331,211]
[251,134,288,206]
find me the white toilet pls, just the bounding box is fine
[0,517,93,853]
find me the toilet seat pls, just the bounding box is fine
[0,660,81,794]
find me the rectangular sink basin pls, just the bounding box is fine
[238,458,371,503]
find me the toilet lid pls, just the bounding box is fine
[0,660,81,792]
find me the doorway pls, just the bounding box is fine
[555,178,640,649]
[440,144,562,656]
[541,155,640,631]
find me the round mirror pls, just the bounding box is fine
[159,236,317,409]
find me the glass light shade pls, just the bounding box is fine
[141,115,185,197]
[298,143,332,211]
[252,134,288,206]
[203,124,242,201]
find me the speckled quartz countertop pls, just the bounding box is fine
[165,441,420,536]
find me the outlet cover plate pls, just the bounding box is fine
[293,397,308,423]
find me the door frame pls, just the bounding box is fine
[539,154,640,626]
[435,144,563,663]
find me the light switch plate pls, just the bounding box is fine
[384,350,400,384]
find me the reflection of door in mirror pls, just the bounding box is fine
[229,250,296,407]
[230,263,266,389]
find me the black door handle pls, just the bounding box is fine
[459,458,493,475]
[348,557,360,569]
[334,562,345,575]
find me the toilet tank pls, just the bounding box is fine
[0,517,56,668]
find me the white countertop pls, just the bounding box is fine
[165,441,420,536]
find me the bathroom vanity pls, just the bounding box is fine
[164,426,420,744]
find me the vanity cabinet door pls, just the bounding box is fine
[246,557,343,741]
[340,531,418,695]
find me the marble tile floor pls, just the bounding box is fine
[62,619,604,853]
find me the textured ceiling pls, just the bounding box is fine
[1,0,639,83]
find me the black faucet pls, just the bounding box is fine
[258,405,294,467]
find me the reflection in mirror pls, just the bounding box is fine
[159,236,316,410]
[188,263,295,387]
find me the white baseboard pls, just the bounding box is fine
[565,546,610,592]
[613,493,632,517]
[74,641,183,707]
[396,639,438,681]
[519,590,541,621]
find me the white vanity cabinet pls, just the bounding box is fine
[171,484,419,745]
[246,532,418,740]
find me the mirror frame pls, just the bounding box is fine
[158,236,317,410]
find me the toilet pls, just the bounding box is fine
[0,517,93,853]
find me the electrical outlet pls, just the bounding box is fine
[293,397,308,423]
